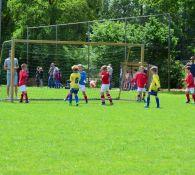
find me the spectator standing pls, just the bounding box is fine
[48,63,55,88]
[4,50,19,98]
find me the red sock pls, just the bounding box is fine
[192,94,195,102]
[101,95,105,103]
[84,95,88,101]
[26,93,28,101]
[24,92,28,101]
[106,93,112,103]
[186,93,190,101]
[20,93,24,102]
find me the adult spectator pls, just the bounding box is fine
[190,56,195,83]
[107,64,113,90]
[4,50,19,98]
[36,66,44,87]
[48,63,56,88]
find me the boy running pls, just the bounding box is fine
[145,66,160,108]
[19,63,29,103]
[184,66,195,103]
[78,64,88,103]
[134,66,148,102]
[69,65,80,106]
[100,65,113,105]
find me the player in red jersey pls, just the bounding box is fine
[19,63,29,103]
[134,66,148,102]
[184,66,195,103]
[99,65,113,105]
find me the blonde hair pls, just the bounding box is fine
[72,65,79,71]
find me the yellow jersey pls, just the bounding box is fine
[70,72,80,89]
[149,74,161,92]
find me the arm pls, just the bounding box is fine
[15,59,19,70]
[70,74,73,82]
[4,60,8,71]
[154,75,161,89]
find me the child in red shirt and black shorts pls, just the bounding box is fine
[184,66,195,103]
[100,65,113,105]
[19,63,29,103]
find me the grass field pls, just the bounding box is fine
[0,87,195,175]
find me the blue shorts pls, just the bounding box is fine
[7,72,18,86]
[70,88,79,94]
[148,91,158,96]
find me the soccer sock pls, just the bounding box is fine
[69,94,72,104]
[137,94,141,101]
[146,95,150,107]
[84,95,88,102]
[75,94,79,104]
[143,92,146,100]
[25,93,28,101]
[106,93,112,103]
[66,93,70,100]
[101,95,105,103]
[155,97,160,108]
[186,93,190,101]
[192,94,195,102]
[20,93,24,102]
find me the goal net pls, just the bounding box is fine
[0,39,144,102]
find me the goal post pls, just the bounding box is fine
[1,39,145,102]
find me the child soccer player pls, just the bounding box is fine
[78,64,88,103]
[145,66,160,108]
[19,63,29,103]
[184,66,195,103]
[69,65,80,106]
[134,66,148,102]
[100,65,113,105]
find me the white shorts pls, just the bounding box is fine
[20,85,27,92]
[101,84,110,93]
[185,88,195,94]
[137,87,146,92]
[79,84,86,92]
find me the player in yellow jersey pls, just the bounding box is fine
[69,65,80,106]
[145,66,161,108]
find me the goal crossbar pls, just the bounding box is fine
[13,39,144,47]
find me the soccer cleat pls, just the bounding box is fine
[186,100,190,104]
[102,102,106,105]
[86,99,88,104]
[110,102,114,105]
[76,103,79,106]
[25,100,29,103]
[144,105,149,108]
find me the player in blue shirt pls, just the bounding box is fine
[78,64,88,103]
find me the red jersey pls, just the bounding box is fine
[19,70,28,86]
[101,71,110,84]
[135,72,148,88]
[185,73,194,88]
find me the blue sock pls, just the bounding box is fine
[75,94,79,103]
[156,97,160,108]
[69,94,72,104]
[147,95,150,107]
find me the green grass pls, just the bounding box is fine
[0,88,194,175]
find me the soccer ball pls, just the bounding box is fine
[90,80,96,88]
